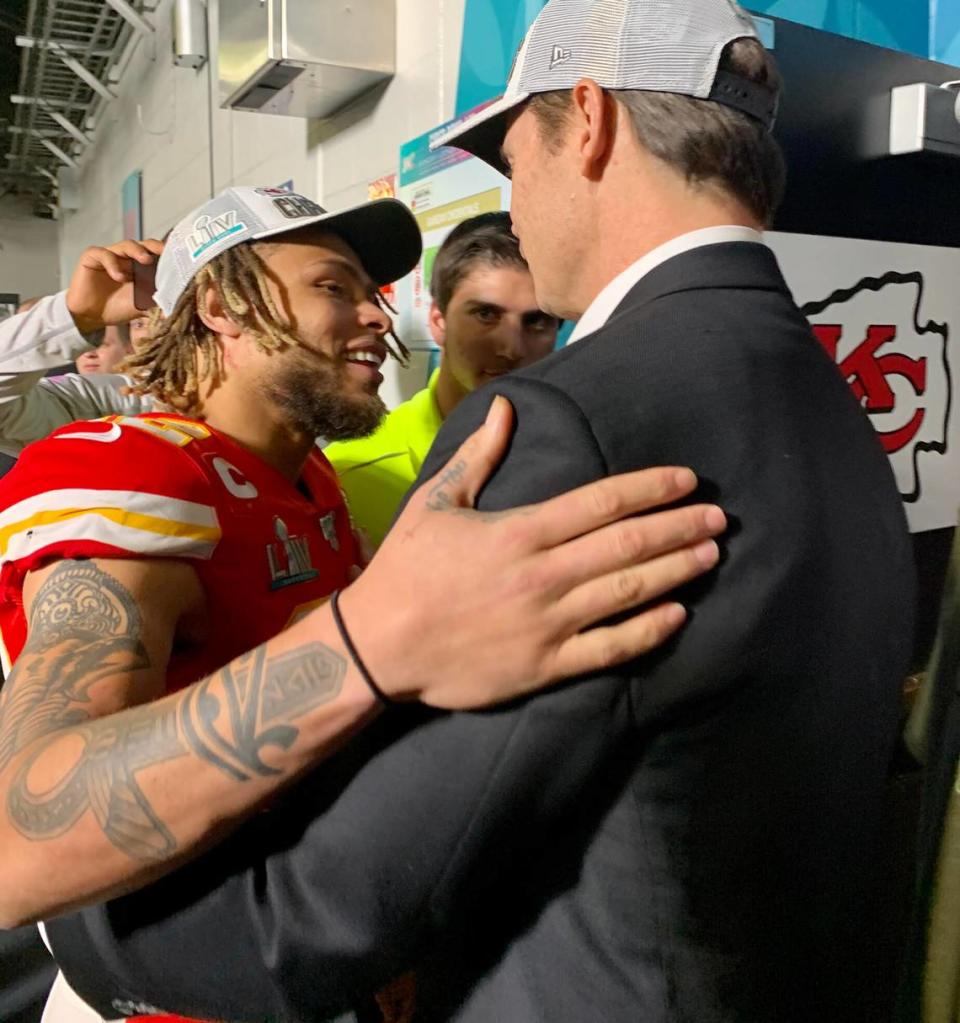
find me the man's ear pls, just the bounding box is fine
[428,302,447,348]
[571,78,615,181]
[197,284,242,339]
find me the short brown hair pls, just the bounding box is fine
[429,211,528,314]
[528,38,785,226]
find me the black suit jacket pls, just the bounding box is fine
[47,243,915,1023]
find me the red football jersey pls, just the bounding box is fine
[0,413,361,1023]
[0,412,359,690]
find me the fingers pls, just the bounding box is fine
[550,602,689,680]
[514,467,701,550]
[77,246,133,284]
[544,503,726,595]
[100,238,159,263]
[104,239,162,264]
[77,240,161,281]
[138,238,165,257]
[553,536,720,636]
[417,396,514,512]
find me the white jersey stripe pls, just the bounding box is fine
[3,512,218,563]
[0,487,218,532]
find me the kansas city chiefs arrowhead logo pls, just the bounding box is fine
[802,271,950,503]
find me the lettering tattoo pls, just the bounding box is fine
[423,456,536,522]
[424,458,468,511]
[178,645,344,782]
[0,559,346,861]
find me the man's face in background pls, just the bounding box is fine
[76,325,133,375]
[429,261,559,392]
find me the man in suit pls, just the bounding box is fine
[44,1,915,1021]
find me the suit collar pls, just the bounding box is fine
[568,227,765,344]
[571,241,791,344]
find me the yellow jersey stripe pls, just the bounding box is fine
[0,507,222,560]
[0,488,219,533]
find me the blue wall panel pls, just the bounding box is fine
[455,1,944,117]
[749,0,928,56]
[455,0,544,115]
[932,0,960,65]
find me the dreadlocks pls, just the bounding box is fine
[123,242,408,413]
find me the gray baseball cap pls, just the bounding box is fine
[434,0,777,174]
[155,186,422,315]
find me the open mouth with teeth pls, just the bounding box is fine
[345,350,385,368]
[343,347,387,386]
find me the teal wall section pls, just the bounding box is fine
[456,0,543,115]
[932,0,960,65]
[455,1,952,118]
[748,0,928,58]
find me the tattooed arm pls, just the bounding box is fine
[0,401,723,931]
[0,556,379,927]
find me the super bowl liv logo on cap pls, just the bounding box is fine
[186,210,247,262]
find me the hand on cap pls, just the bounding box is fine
[337,395,726,709]
[66,238,164,333]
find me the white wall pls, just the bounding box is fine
[0,198,60,302]
[318,0,465,210]
[58,0,465,279]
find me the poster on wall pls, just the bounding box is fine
[768,231,960,534]
[121,170,143,240]
[395,114,511,344]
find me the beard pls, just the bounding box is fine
[261,348,386,442]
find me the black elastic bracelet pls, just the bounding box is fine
[330,589,394,707]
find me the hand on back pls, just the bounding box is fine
[339,396,725,709]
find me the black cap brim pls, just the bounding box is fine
[431,92,530,176]
[323,198,423,286]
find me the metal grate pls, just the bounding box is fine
[2,1,151,215]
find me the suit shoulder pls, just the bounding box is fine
[420,375,608,508]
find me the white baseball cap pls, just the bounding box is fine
[155,186,422,315]
[434,0,777,174]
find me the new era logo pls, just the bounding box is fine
[549,45,572,69]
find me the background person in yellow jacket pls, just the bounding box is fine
[325,211,560,545]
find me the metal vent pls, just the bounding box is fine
[219,0,395,120]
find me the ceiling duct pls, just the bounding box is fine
[219,0,394,119]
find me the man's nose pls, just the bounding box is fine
[357,297,392,336]
[495,321,527,362]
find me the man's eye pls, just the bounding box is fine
[473,308,499,324]
[317,281,346,296]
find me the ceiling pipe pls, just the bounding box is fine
[103,0,155,37]
[16,35,114,58]
[38,137,78,168]
[39,105,91,146]
[49,43,118,102]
